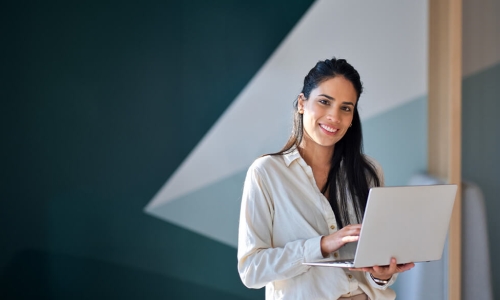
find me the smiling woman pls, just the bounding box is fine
[298,76,357,148]
[237,58,414,300]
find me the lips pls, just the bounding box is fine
[320,124,338,134]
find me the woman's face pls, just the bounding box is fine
[298,76,357,148]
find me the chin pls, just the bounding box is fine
[317,140,337,148]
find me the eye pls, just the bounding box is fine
[342,106,352,112]
[319,99,330,105]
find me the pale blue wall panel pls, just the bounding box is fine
[363,96,428,187]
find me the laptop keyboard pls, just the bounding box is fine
[332,260,354,264]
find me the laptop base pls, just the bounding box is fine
[303,260,355,268]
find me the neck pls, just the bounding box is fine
[298,135,334,170]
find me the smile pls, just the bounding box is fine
[320,124,338,133]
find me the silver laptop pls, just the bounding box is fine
[303,184,458,268]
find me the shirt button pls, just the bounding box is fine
[348,274,353,279]
[333,252,339,258]
[330,225,336,230]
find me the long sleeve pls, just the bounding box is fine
[365,271,398,290]
[237,165,324,289]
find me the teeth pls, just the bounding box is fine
[321,124,337,133]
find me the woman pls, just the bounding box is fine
[237,58,414,299]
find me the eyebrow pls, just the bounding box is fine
[318,94,355,106]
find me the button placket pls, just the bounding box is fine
[300,159,328,216]
[299,155,340,238]
[319,192,338,234]
[345,272,358,293]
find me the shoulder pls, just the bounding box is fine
[243,155,288,197]
[248,154,286,175]
[244,154,293,188]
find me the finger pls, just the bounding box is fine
[341,225,361,235]
[344,224,361,228]
[349,267,374,273]
[348,225,362,232]
[387,258,398,274]
[341,236,359,244]
[397,262,415,272]
[347,224,362,230]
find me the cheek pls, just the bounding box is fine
[302,113,318,134]
[305,106,321,119]
[345,114,354,124]
[303,114,314,128]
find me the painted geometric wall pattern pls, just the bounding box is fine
[144,0,429,247]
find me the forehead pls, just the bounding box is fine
[311,76,358,103]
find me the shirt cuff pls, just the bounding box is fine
[303,236,325,263]
[365,272,398,290]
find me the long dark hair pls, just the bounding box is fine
[270,57,381,229]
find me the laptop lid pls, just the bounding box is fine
[352,184,457,268]
[303,184,457,268]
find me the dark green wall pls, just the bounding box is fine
[0,1,314,299]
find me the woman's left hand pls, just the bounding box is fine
[349,257,415,281]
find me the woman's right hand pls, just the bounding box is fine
[320,224,361,257]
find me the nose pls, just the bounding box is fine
[327,107,341,123]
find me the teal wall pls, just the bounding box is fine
[462,62,500,299]
[0,0,314,299]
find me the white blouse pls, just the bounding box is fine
[237,149,397,300]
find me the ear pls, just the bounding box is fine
[297,93,305,113]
